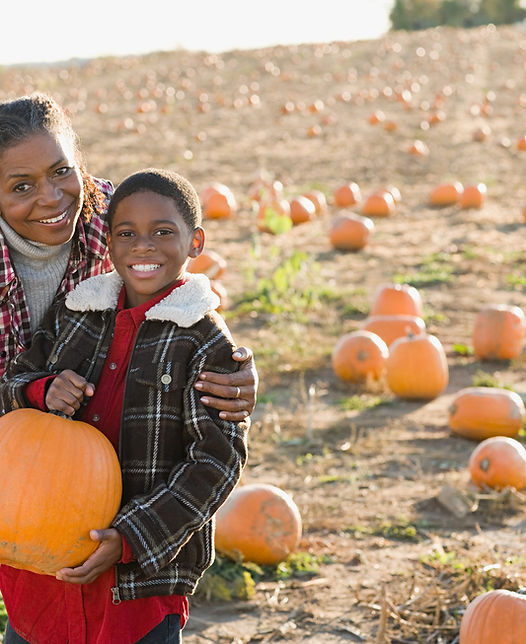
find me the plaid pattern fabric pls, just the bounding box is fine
[0,176,113,378]
[1,286,249,600]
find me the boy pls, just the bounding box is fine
[0,168,250,643]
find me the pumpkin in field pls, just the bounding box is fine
[328,213,374,250]
[516,135,526,151]
[333,182,361,207]
[215,483,302,565]
[303,189,327,214]
[0,409,122,575]
[460,183,487,209]
[386,333,449,399]
[361,191,396,217]
[472,304,525,360]
[429,181,464,206]
[256,199,292,234]
[187,248,227,280]
[468,436,526,490]
[289,196,316,225]
[460,589,526,643]
[370,283,423,317]
[448,387,525,441]
[408,139,430,156]
[200,182,237,219]
[331,330,389,383]
[361,314,426,347]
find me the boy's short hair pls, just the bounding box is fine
[107,168,202,231]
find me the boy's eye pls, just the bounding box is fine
[155,229,173,236]
[117,230,135,237]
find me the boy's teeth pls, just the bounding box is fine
[132,264,160,272]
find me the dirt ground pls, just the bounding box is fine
[2,23,526,642]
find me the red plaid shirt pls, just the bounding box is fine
[0,177,114,378]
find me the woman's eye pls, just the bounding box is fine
[13,182,31,194]
[55,166,72,177]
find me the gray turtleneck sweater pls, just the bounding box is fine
[0,219,72,333]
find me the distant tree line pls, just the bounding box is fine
[390,0,526,30]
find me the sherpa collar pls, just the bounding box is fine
[65,271,220,328]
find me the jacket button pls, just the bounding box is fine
[161,374,172,385]
[92,414,100,422]
[109,362,117,370]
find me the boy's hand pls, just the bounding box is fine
[195,346,258,421]
[45,370,95,416]
[55,528,122,584]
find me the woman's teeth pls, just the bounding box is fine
[131,264,161,272]
[39,210,67,224]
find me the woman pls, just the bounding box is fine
[0,93,257,419]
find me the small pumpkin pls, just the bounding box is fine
[331,330,389,383]
[328,213,374,251]
[516,135,526,151]
[361,191,396,217]
[361,314,426,347]
[408,139,429,156]
[460,183,487,209]
[468,436,526,490]
[460,589,526,643]
[472,304,525,361]
[302,190,327,215]
[370,283,423,317]
[333,182,361,208]
[289,196,316,225]
[429,181,464,207]
[200,182,237,219]
[0,409,122,575]
[187,249,227,280]
[448,387,525,441]
[386,332,449,399]
[215,483,302,565]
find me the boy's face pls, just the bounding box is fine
[107,190,204,308]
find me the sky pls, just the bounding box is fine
[1,0,393,66]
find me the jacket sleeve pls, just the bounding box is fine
[111,317,250,578]
[0,302,64,413]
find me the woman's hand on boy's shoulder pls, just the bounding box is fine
[195,346,258,421]
[55,528,122,584]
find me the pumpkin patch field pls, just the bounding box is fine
[3,23,526,642]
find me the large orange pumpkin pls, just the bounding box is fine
[0,409,122,575]
[468,436,526,490]
[215,483,302,565]
[328,213,374,251]
[370,283,423,317]
[472,304,525,360]
[460,589,526,643]
[331,330,389,383]
[460,182,487,209]
[448,387,525,441]
[303,190,327,214]
[361,314,426,347]
[386,333,449,399]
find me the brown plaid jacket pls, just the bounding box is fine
[0,271,249,600]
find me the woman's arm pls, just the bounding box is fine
[195,346,258,420]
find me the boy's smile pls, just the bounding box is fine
[107,190,204,308]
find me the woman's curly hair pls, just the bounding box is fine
[0,92,105,222]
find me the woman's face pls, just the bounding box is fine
[0,132,83,245]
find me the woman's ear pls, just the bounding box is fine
[189,227,205,258]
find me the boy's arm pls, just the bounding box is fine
[112,325,250,578]
[0,303,64,413]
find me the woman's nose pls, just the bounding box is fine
[37,179,62,206]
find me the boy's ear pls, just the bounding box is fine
[189,227,205,258]
[106,232,113,254]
